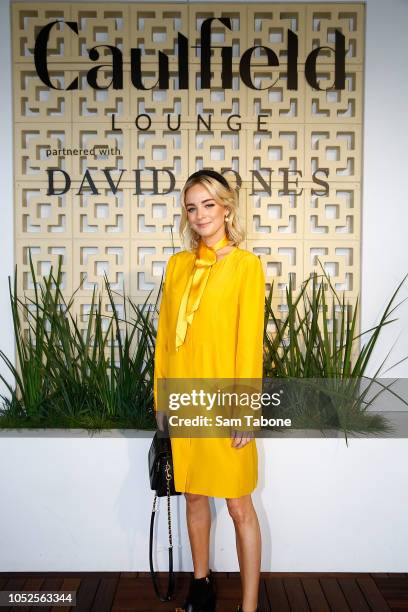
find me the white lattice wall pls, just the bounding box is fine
[12,2,364,326]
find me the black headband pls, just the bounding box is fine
[187,169,230,189]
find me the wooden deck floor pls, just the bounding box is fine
[0,572,407,611]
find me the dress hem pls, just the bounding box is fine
[174,483,258,499]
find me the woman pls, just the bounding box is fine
[153,169,265,612]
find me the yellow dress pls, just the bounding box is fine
[153,246,265,498]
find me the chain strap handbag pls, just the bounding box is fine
[148,430,181,602]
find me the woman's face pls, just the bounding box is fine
[184,183,228,244]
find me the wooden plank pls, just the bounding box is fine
[21,577,45,589]
[50,578,81,612]
[365,583,408,610]
[264,577,290,612]
[319,578,350,612]
[372,574,393,579]
[302,577,330,612]
[12,578,45,612]
[143,572,190,597]
[3,577,27,590]
[261,572,368,579]
[258,580,270,612]
[112,576,187,611]
[90,576,119,612]
[2,577,27,612]
[74,576,100,611]
[283,578,309,612]
[372,577,408,598]
[338,578,371,611]
[357,577,391,611]
[28,577,63,612]
[0,573,43,579]
[214,574,241,600]
[0,573,44,612]
[388,575,408,580]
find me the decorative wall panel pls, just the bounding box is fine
[12,2,364,327]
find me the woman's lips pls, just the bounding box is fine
[197,222,211,227]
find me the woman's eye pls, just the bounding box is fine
[187,208,195,213]
[205,204,215,208]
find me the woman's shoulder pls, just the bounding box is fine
[169,248,195,258]
[167,249,195,266]
[165,249,195,275]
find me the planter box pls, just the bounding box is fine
[0,430,407,572]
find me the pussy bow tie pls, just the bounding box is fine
[175,234,231,351]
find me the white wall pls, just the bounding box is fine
[0,0,407,572]
[361,0,408,377]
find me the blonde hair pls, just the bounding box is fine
[179,174,245,251]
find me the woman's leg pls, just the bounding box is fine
[226,495,261,612]
[185,492,212,578]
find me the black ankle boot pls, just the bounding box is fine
[236,605,260,612]
[182,569,216,612]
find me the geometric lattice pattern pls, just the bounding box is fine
[12,3,364,326]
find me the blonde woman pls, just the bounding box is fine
[154,169,264,612]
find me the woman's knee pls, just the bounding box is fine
[226,496,253,525]
[184,492,208,505]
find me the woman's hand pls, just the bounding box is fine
[230,430,254,449]
[155,410,167,432]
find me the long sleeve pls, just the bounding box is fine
[233,254,265,432]
[235,254,265,379]
[153,257,174,413]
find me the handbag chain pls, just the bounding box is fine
[149,458,176,601]
[165,460,173,549]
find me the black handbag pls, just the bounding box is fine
[148,431,181,602]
